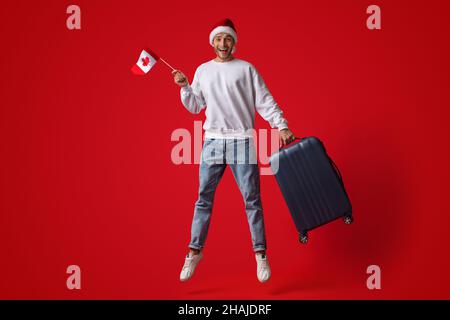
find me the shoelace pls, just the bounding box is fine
[257,259,269,270]
[183,256,195,270]
[183,260,191,269]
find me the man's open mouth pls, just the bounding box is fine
[218,48,228,53]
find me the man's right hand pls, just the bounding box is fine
[172,70,188,87]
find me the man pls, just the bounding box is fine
[173,18,295,283]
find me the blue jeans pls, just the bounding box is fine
[189,138,267,252]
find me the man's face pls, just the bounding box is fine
[213,33,234,61]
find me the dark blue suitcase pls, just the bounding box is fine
[270,136,353,244]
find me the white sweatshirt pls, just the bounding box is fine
[180,58,288,139]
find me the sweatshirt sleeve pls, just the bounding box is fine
[251,66,289,131]
[180,67,206,114]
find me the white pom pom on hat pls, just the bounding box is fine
[209,18,238,47]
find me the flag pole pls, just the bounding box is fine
[159,58,176,71]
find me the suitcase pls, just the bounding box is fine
[270,136,353,244]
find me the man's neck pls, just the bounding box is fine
[214,55,235,63]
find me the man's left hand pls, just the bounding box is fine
[279,128,296,147]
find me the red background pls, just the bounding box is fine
[1,0,450,299]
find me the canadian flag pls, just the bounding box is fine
[131,49,159,75]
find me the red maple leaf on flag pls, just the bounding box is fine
[141,56,150,66]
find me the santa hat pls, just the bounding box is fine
[209,18,238,47]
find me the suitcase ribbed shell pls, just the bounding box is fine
[270,137,352,235]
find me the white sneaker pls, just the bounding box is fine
[255,253,271,283]
[180,252,203,282]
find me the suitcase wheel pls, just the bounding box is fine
[299,232,308,244]
[343,216,354,225]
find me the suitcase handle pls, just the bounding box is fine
[280,136,303,149]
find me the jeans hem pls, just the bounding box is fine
[189,244,203,250]
[253,246,267,252]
